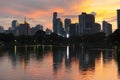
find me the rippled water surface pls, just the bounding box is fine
[0,45,120,80]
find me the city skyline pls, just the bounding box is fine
[0,0,120,31]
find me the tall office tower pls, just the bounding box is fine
[56,18,64,35]
[69,23,79,37]
[102,20,112,36]
[10,20,18,36]
[12,20,18,29]
[17,19,31,36]
[75,23,79,36]
[53,12,57,33]
[94,23,101,33]
[117,9,120,29]
[64,18,71,35]
[0,26,4,33]
[78,12,95,36]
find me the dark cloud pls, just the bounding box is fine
[0,0,83,11]
[0,0,83,19]
[0,0,83,29]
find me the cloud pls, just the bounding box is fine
[61,15,77,19]
[0,0,83,13]
[0,0,84,30]
[90,12,96,16]
[0,0,82,16]
[0,0,119,31]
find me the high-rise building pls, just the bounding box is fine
[117,9,120,29]
[69,23,79,37]
[102,20,112,36]
[52,12,67,36]
[94,23,101,33]
[75,23,79,36]
[17,19,31,36]
[9,20,19,36]
[79,12,95,36]
[0,26,4,33]
[64,18,71,35]
[56,18,64,36]
[12,20,18,29]
[53,12,57,33]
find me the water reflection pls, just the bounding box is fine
[115,46,120,77]
[0,45,120,80]
[65,46,71,69]
[52,46,65,73]
[103,50,112,64]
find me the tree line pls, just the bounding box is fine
[0,29,119,46]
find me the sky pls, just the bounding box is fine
[0,0,120,31]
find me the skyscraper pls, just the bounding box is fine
[12,20,18,29]
[64,18,71,35]
[52,12,65,36]
[69,23,78,37]
[117,9,120,29]
[56,18,64,36]
[102,20,112,36]
[17,19,31,36]
[0,26,4,33]
[94,23,101,33]
[79,12,95,36]
[53,12,57,33]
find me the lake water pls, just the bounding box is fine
[0,45,120,80]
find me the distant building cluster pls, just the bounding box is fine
[0,18,52,36]
[2,9,120,37]
[53,12,113,37]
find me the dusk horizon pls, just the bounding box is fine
[0,0,120,31]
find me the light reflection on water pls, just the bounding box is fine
[0,45,120,80]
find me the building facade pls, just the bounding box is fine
[69,23,79,37]
[53,12,58,33]
[94,23,101,33]
[56,18,65,36]
[117,9,120,29]
[12,20,18,29]
[0,26,4,33]
[79,12,95,36]
[102,21,112,36]
[31,24,43,35]
[64,18,71,35]
[17,21,31,36]
[53,12,65,36]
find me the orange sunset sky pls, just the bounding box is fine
[0,0,120,31]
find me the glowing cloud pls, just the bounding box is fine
[0,0,119,31]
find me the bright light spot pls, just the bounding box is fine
[67,34,69,38]
[67,46,69,59]
[14,45,16,56]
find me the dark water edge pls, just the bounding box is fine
[0,44,120,80]
[0,42,115,49]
